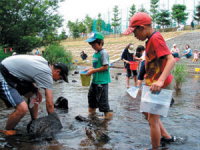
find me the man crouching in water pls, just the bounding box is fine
[0,55,68,135]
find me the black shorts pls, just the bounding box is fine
[126,69,137,78]
[88,83,111,112]
[138,61,146,80]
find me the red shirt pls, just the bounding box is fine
[145,32,173,88]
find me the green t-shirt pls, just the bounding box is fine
[92,49,111,84]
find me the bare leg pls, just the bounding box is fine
[148,114,161,148]
[133,76,137,86]
[88,107,96,114]
[126,77,130,88]
[6,101,28,130]
[104,112,113,119]
[29,104,39,120]
[159,120,171,139]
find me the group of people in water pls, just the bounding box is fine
[0,12,192,150]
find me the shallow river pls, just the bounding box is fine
[0,67,199,150]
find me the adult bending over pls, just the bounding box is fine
[0,55,68,135]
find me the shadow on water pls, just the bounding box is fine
[0,68,199,150]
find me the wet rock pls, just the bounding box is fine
[75,115,89,122]
[27,112,63,139]
[74,71,79,74]
[72,80,77,83]
[54,96,68,110]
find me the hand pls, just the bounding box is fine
[87,68,95,75]
[150,80,164,94]
[126,60,130,64]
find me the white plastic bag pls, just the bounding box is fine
[127,86,139,98]
[140,85,173,117]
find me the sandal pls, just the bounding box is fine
[161,135,176,144]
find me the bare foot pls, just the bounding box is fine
[104,112,113,120]
[0,130,16,136]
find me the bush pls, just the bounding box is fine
[43,43,73,69]
[172,63,187,89]
[0,46,12,62]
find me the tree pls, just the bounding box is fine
[111,5,121,34]
[138,5,148,13]
[171,4,188,26]
[0,0,64,53]
[67,20,87,39]
[83,15,93,33]
[96,13,103,32]
[150,0,159,26]
[194,4,200,24]
[156,10,171,29]
[129,4,136,19]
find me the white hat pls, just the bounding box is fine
[128,45,135,54]
[173,44,176,47]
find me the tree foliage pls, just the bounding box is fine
[150,0,159,24]
[67,20,87,38]
[111,5,121,34]
[156,10,171,29]
[171,4,188,26]
[129,4,136,19]
[194,4,200,24]
[96,13,103,32]
[0,0,64,53]
[84,15,93,33]
[43,43,72,68]
[138,5,148,13]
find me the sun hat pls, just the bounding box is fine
[54,63,69,83]
[173,44,176,47]
[128,45,135,54]
[85,32,104,42]
[123,12,152,35]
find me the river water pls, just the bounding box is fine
[0,67,199,150]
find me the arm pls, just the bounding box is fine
[45,89,54,114]
[150,54,175,92]
[87,65,108,75]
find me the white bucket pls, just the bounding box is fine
[140,85,173,117]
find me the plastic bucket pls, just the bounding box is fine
[80,71,91,86]
[195,68,200,72]
[130,61,138,70]
[140,85,173,117]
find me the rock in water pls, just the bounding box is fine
[54,96,68,110]
[27,112,63,138]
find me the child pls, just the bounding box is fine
[124,12,176,150]
[135,45,145,87]
[121,43,138,88]
[85,32,113,119]
[192,49,199,62]
[182,44,192,58]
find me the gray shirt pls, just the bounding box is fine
[2,55,53,89]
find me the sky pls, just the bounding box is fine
[58,0,200,32]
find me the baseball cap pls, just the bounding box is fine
[85,32,104,42]
[123,12,152,35]
[54,63,69,83]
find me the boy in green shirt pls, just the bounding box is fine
[85,32,113,119]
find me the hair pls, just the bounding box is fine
[185,44,190,49]
[125,43,133,50]
[89,39,104,46]
[136,45,145,57]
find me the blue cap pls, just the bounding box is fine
[85,32,104,42]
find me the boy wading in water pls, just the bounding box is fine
[85,32,113,119]
[124,12,176,150]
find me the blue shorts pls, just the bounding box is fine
[138,61,146,80]
[0,73,24,107]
